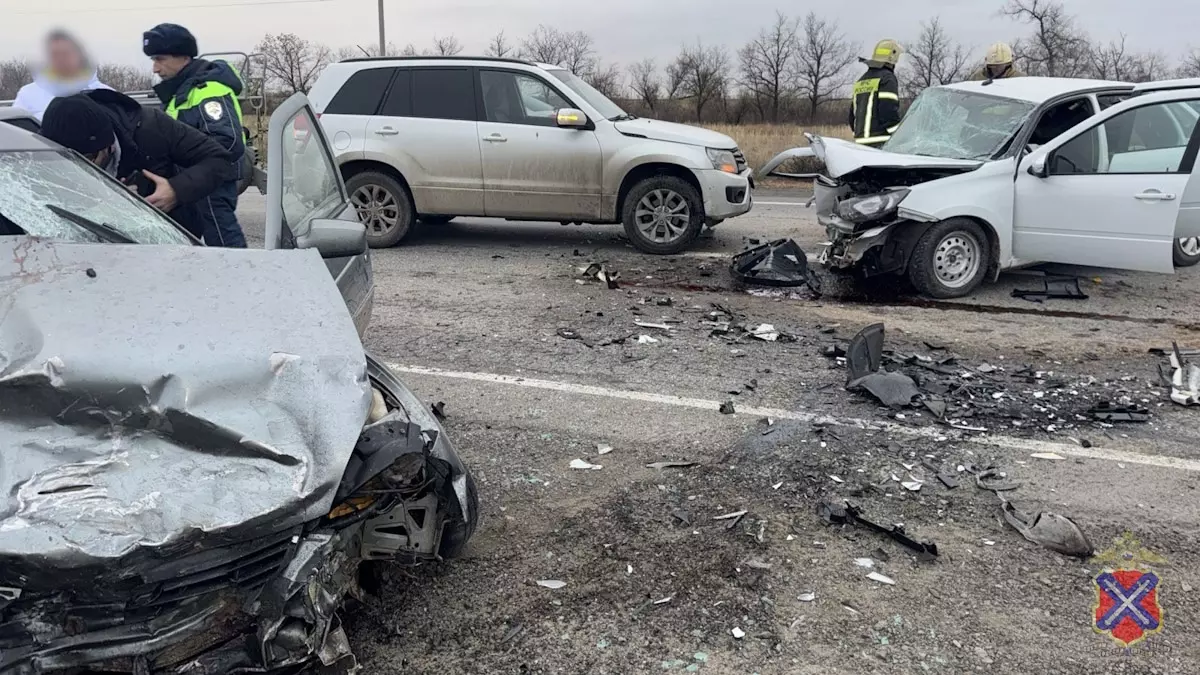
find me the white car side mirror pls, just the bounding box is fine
[1027,154,1049,178]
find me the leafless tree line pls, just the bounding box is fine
[5,0,1200,125]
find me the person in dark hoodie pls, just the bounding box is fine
[143,23,247,247]
[40,90,233,238]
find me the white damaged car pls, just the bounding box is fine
[763,77,1200,298]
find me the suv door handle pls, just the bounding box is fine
[1134,190,1176,201]
[483,134,507,143]
[374,127,399,136]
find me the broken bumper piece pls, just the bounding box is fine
[730,238,820,293]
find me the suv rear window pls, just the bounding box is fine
[325,68,394,115]
[412,68,475,121]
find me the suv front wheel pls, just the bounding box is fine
[346,171,415,248]
[622,175,704,255]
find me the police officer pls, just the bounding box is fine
[848,39,903,148]
[143,23,247,248]
[970,43,1023,81]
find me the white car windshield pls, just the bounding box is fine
[546,68,627,120]
[884,88,1037,160]
[0,150,192,244]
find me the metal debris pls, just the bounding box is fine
[817,501,939,560]
[1088,401,1151,422]
[1167,343,1200,406]
[1000,500,1093,558]
[730,238,821,294]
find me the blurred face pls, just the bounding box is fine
[46,37,85,77]
[82,146,112,168]
[151,54,191,79]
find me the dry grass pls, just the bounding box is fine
[704,123,850,172]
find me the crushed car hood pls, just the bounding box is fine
[760,135,982,180]
[0,238,371,573]
[613,117,735,148]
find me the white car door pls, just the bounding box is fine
[1013,92,1200,273]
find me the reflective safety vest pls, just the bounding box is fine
[849,65,902,146]
[166,78,244,124]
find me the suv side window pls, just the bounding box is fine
[480,70,572,126]
[325,68,394,115]
[379,69,412,117]
[411,68,475,121]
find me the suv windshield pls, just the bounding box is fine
[546,68,626,120]
[0,150,192,244]
[884,88,1037,160]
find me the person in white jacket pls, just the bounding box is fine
[13,30,111,121]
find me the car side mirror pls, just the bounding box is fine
[1027,154,1049,178]
[556,108,588,129]
[296,218,367,258]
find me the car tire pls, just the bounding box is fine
[907,219,991,299]
[345,171,414,248]
[622,175,704,255]
[437,471,479,560]
[1174,237,1200,267]
[420,215,455,225]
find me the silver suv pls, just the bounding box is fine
[308,56,754,254]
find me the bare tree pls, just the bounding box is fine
[902,17,970,95]
[431,35,463,56]
[486,31,513,58]
[664,60,685,99]
[559,32,597,74]
[585,62,623,99]
[1002,0,1091,77]
[334,42,406,60]
[255,33,331,94]
[628,58,661,113]
[0,59,32,100]
[520,25,566,64]
[97,64,155,92]
[1089,35,1166,82]
[793,12,857,123]
[739,11,798,123]
[1180,49,1200,78]
[673,42,728,122]
[400,44,418,57]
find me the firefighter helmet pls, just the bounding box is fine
[869,39,903,66]
[985,42,1015,67]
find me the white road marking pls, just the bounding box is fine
[388,364,1200,473]
[756,200,810,206]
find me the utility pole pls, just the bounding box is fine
[377,0,386,56]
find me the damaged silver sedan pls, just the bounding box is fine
[0,95,477,673]
[763,77,1200,298]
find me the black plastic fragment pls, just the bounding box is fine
[845,323,885,382]
[431,401,447,420]
[1088,401,1151,422]
[730,238,821,293]
[1012,277,1089,302]
[817,500,938,561]
[848,371,921,408]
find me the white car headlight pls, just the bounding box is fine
[706,148,738,174]
[836,189,910,223]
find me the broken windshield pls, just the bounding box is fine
[884,88,1036,160]
[0,150,192,244]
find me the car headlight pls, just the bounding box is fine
[707,148,738,174]
[836,189,910,223]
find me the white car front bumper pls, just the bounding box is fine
[696,168,753,221]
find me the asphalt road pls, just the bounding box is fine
[238,191,1200,673]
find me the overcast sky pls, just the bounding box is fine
[2,0,1195,70]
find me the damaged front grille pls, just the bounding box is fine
[733,148,748,174]
[0,528,299,654]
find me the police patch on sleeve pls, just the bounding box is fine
[203,100,224,121]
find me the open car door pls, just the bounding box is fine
[1013,89,1200,273]
[266,92,375,336]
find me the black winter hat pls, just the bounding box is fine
[142,23,198,58]
[41,95,115,155]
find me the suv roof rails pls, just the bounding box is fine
[1131,78,1200,94]
[338,55,535,66]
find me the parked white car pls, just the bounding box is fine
[309,56,754,254]
[763,77,1200,298]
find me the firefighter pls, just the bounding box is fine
[143,23,247,248]
[848,39,903,148]
[970,43,1023,81]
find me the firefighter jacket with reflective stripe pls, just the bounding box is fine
[153,59,246,171]
[848,65,901,146]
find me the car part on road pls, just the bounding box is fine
[1000,500,1094,558]
[1174,237,1200,267]
[622,175,704,255]
[1011,277,1089,302]
[646,461,697,470]
[719,401,736,414]
[1167,342,1200,406]
[907,218,992,299]
[845,323,886,382]
[975,468,1021,492]
[1088,401,1151,422]
[817,501,939,561]
[730,238,821,294]
[580,262,620,289]
[345,170,415,248]
[849,371,922,408]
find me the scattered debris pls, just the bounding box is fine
[671,509,691,525]
[867,572,896,586]
[596,444,614,455]
[1088,401,1151,422]
[1166,343,1200,406]
[772,481,784,490]
[731,627,746,639]
[719,401,736,414]
[798,592,816,602]
[647,461,696,470]
[900,480,923,492]
[849,371,921,408]
[636,335,660,345]
[579,263,620,289]
[730,238,820,294]
[829,475,845,484]
[556,328,582,340]
[569,458,603,470]
[937,473,960,489]
[536,580,567,589]
[750,323,780,341]
[975,468,1020,492]
[714,510,747,529]
[845,323,885,382]
[1012,277,1089,302]
[430,401,447,420]
[743,558,772,570]
[653,596,674,605]
[634,320,673,331]
[1000,500,1094,558]
[817,501,938,560]
[1030,452,1066,461]
[854,558,875,568]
